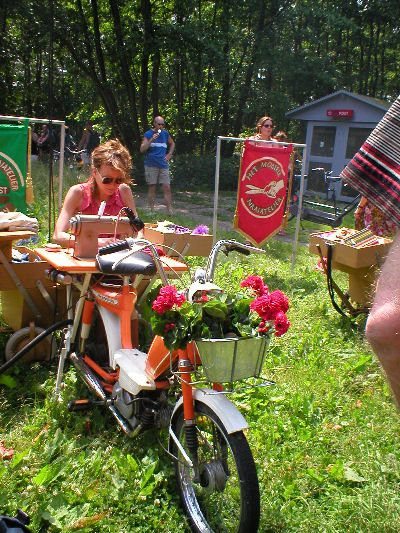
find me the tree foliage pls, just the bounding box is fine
[1,0,399,153]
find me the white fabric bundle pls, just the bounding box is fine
[0,212,39,233]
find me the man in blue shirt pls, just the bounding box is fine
[140,116,175,214]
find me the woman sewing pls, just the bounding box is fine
[53,138,142,248]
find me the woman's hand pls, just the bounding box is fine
[98,237,122,248]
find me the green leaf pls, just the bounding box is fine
[203,300,228,319]
[349,354,373,374]
[9,448,30,469]
[33,464,54,486]
[306,468,324,483]
[126,454,138,471]
[140,462,157,489]
[0,374,18,389]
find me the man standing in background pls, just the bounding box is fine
[77,121,100,168]
[140,115,175,215]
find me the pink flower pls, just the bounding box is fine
[191,224,209,235]
[250,294,273,320]
[250,290,289,321]
[152,285,186,314]
[269,290,289,314]
[315,257,327,272]
[240,275,268,296]
[274,311,290,337]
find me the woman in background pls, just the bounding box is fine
[273,131,288,144]
[248,116,276,146]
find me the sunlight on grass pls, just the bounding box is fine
[1,167,399,532]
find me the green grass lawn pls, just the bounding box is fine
[0,162,399,532]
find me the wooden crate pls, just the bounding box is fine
[144,224,213,257]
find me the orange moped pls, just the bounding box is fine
[35,229,267,533]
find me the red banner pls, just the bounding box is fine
[233,141,293,246]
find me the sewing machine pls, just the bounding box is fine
[69,214,136,259]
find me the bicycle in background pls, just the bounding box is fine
[288,167,360,228]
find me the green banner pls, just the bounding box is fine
[0,122,28,213]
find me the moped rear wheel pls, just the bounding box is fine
[171,402,260,533]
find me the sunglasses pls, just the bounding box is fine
[262,123,273,128]
[96,169,123,185]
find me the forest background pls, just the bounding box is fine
[1,0,400,168]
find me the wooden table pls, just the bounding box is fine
[0,231,36,261]
[34,247,189,274]
[309,230,392,306]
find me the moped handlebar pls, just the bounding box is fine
[205,240,266,282]
[122,207,145,232]
[97,237,137,256]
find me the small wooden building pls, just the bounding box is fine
[285,90,389,200]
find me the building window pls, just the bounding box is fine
[345,127,373,159]
[310,126,336,157]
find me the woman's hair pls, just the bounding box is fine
[91,138,132,182]
[274,131,288,142]
[255,116,274,134]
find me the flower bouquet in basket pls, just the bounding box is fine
[150,276,290,382]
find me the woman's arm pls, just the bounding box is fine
[119,184,144,238]
[52,185,83,247]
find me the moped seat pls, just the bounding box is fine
[96,250,157,276]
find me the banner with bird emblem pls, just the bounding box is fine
[233,140,293,246]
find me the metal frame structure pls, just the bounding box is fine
[0,115,66,212]
[213,136,307,270]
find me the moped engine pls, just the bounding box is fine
[112,385,172,432]
[112,383,140,428]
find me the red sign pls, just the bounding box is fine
[233,141,293,246]
[327,109,354,118]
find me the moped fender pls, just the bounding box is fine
[170,388,249,435]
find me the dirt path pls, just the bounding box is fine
[134,189,235,230]
[134,188,309,245]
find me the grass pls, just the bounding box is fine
[0,162,399,532]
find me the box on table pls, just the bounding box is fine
[144,224,213,257]
[309,230,392,270]
[309,229,393,305]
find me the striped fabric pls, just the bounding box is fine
[340,95,400,225]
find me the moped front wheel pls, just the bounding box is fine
[171,402,260,533]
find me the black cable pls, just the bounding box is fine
[0,319,73,375]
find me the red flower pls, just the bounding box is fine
[152,285,186,314]
[240,275,268,296]
[315,257,327,272]
[274,311,290,337]
[269,290,289,314]
[250,290,289,321]
[250,293,273,320]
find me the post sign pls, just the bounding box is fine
[327,109,354,118]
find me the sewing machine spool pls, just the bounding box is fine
[69,214,136,259]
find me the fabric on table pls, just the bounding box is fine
[354,200,397,237]
[340,95,400,226]
[0,212,39,232]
